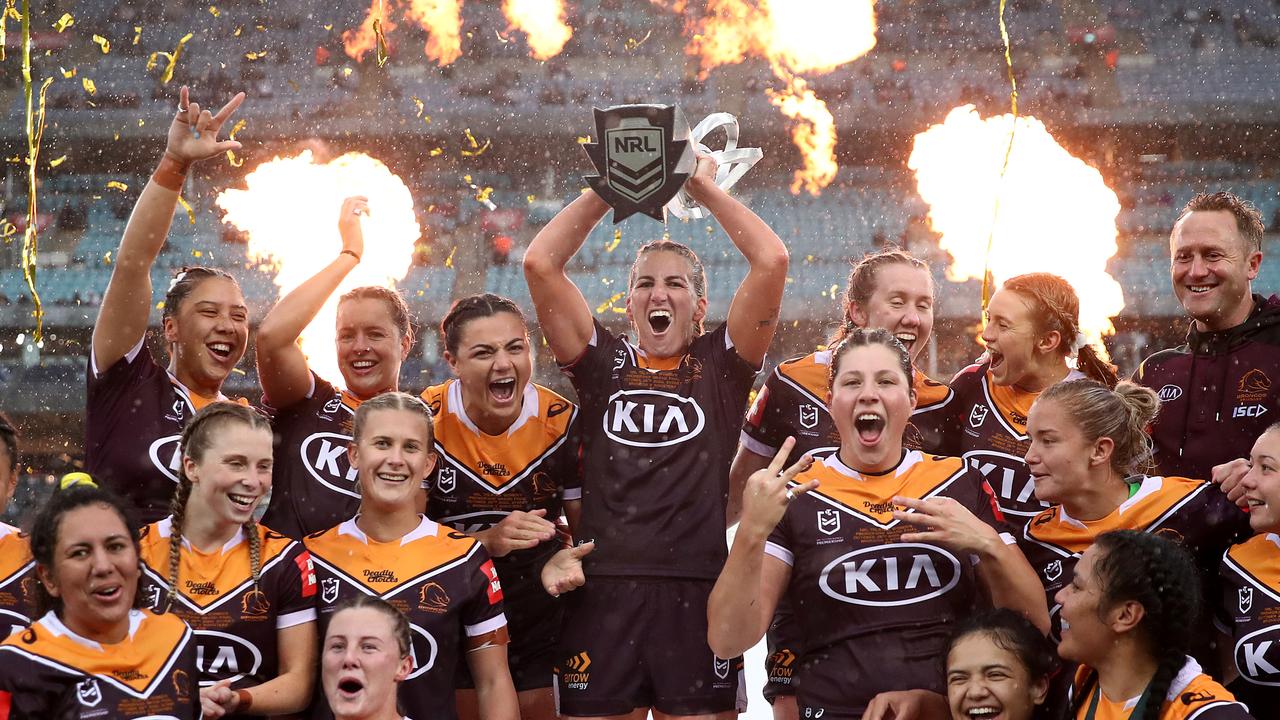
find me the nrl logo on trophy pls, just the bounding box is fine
[583,104,693,223]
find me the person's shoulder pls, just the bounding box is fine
[772,351,830,399]
[533,383,577,427]
[947,361,988,395]
[1170,673,1249,719]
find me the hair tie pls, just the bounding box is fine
[168,270,188,292]
[1071,332,1088,354]
[59,472,97,490]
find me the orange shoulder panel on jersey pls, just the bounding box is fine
[1027,476,1207,554]
[2,611,190,696]
[986,377,1037,435]
[424,380,575,491]
[801,453,967,526]
[776,353,831,405]
[305,520,481,593]
[1225,533,1280,589]
[138,521,298,610]
[913,369,952,409]
[0,525,31,583]
[1071,665,1245,720]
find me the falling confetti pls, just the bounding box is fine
[132,26,141,45]
[624,30,652,52]
[59,66,75,78]
[595,291,626,315]
[48,155,66,167]
[245,50,267,60]
[52,12,73,32]
[177,194,196,225]
[91,33,110,53]
[444,245,456,267]
[81,77,96,95]
[373,18,390,66]
[106,181,129,192]
[605,229,621,252]
[208,6,220,17]
[19,0,53,339]
[461,128,491,157]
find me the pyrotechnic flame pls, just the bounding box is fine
[345,0,462,66]
[908,105,1124,350]
[677,0,876,195]
[502,0,571,60]
[216,151,421,384]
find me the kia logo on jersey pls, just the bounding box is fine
[1235,625,1280,683]
[968,405,988,428]
[196,630,264,685]
[76,678,103,707]
[819,543,962,607]
[407,623,440,679]
[1158,384,1183,402]
[300,432,359,498]
[322,577,340,604]
[148,434,183,482]
[1239,587,1254,614]
[817,509,840,536]
[965,451,1048,518]
[713,655,730,680]
[1044,560,1063,582]
[437,467,457,494]
[603,390,706,448]
[799,404,819,429]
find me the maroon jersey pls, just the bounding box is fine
[741,351,953,461]
[563,319,758,579]
[1019,475,1248,640]
[1220,533,1280,712]
[918,361,1085,521]
[0,523,33,639]
[261,372,362,539]
[765,452,1014,718]
[86,339,247,526]
[0,609,200,719]
[305,516,508,720]
[137,519,318,698]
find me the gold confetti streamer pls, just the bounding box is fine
[20,0,52,339]
[81,77,96,94]
[0,0,14,61]
[323,23,332,31]
[228,118,246,140]
[48,155,65,167]
[103,251,112,264]
[226,150,244,167]
[59,66,75,78]
[1,220,16,237]
[444,246,456,268]
[411,96,425,117]
[624,30,651,52]
[576,135,591,144]
[233,25,243,36]
[475,186,494,205]
[157,32,194,84]
[428,147,442,156]
[245,50,266,60]
[373,18,389,66]
[461,128,490,157]
[208,6,220,17]
[52,12,72,32]
[595,292,626,314]
[526,194,535,203]
[132,25,141,44]
[92,33,109,53]
[106,181,129,191]
[605,229,621,252]
[980,0,1021,312]
[177,194,196,225]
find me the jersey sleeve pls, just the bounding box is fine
[704,322,763,396]
[963,467,1016,545]
[86,337,159,413]
[462,548,508,651]
[558,407,585,502]
[265,371,330,416]
[273,541,319,630]
[741,371,791,457]
[559,319,620,403]
[764,503,796,567]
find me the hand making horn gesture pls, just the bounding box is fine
[739,437,817,541]
[165,86,246,166]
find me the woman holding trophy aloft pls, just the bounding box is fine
[524,107,787,720]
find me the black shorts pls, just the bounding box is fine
[763,599,800,703]
[457,561,562,692]
[554,577,745,717]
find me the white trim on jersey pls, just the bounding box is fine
[464,613,508,637]
[764,541,794,566]
[89,336,146,378]
[739,429,777,457]
[338,515,441,546]
[276,607,317,630]
[563,487,583,501]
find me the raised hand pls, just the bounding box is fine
[480,508,558,558]
[1211,457,1251,509]
[739,437,816,541]
[892,495,1001,556]
[337,195,369,260]
[683,151,722,206]
[165,86,246,165]
[541,541,594,597]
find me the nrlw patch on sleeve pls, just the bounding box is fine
[295,551,317,598]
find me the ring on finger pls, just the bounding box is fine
[784,489,796,502]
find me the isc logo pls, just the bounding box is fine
[300,432,360,498]
[965,451,1047,518]
[1236,626,1280,681]
[195,630,263,684]
[603,390,705,448]
[819,543,961,607]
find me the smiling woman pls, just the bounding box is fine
[87,87,251,526]
[135,402,319,719]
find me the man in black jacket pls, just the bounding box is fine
[1133,191,1277,488]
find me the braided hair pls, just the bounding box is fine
[166,402,272,611]
[1001,273,1118,389]
[1069,530,1201,720]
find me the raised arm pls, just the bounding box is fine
[521,191,607,365]
[727,443,772,527]
[92,87,244,372]
[255,196,366,408]
[687,157,789,368]
[708,439,815,658]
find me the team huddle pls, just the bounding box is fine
[0,90,1277,720]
